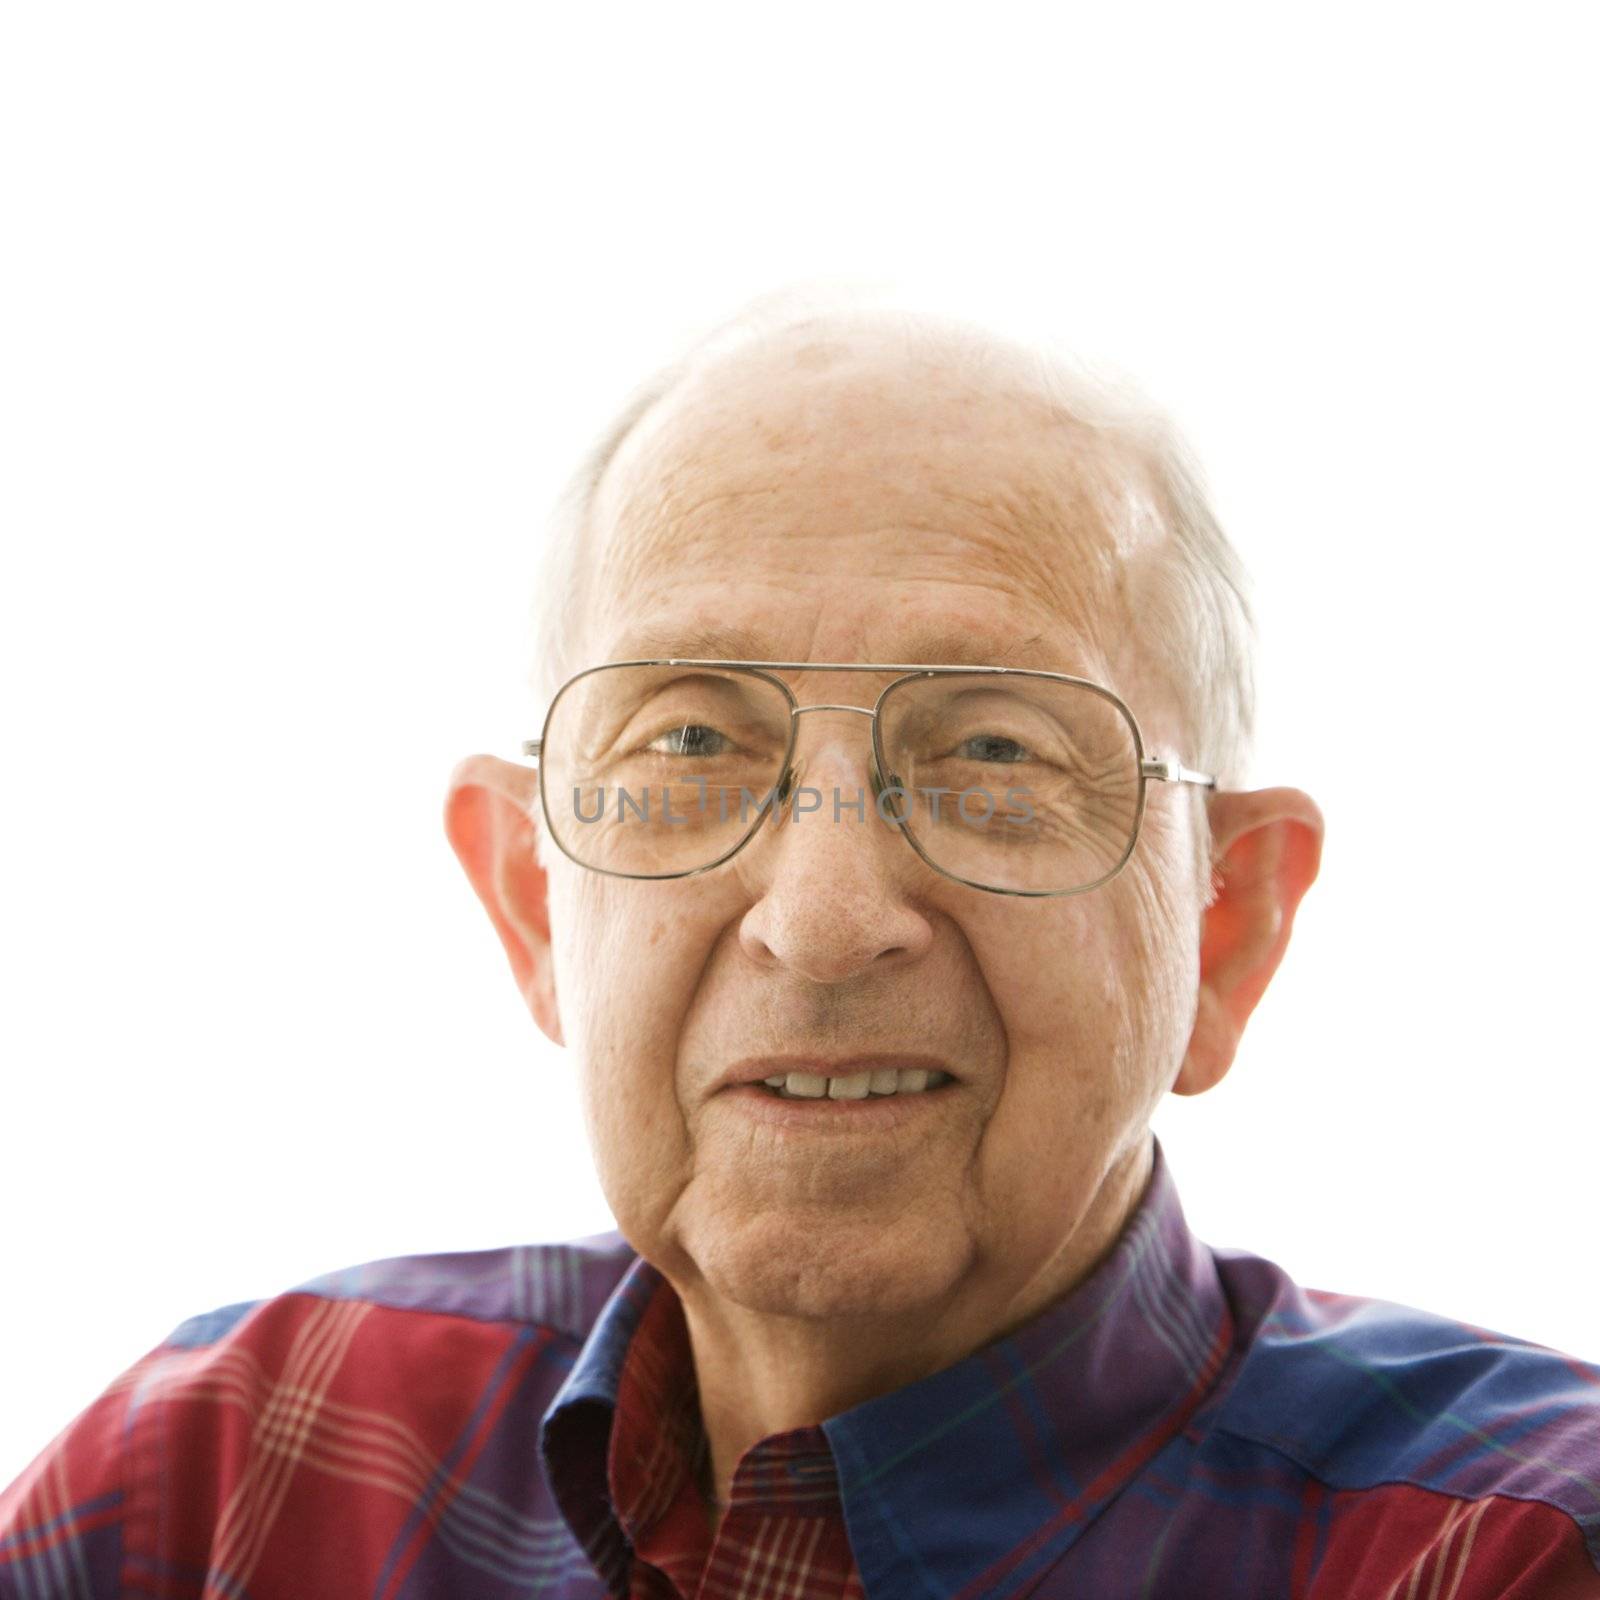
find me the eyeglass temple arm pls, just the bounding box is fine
[1141,757,1216,789]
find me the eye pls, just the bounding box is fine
[957,732,1033,763]
[645,722,733,758]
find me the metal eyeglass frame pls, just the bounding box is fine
[521,659,1217,899]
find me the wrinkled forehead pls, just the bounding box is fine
[583,327,1167,676]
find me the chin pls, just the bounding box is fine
[687,1209,975,1322]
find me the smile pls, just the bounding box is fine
[757,1067,956,1100]
[724,1073,961,1135]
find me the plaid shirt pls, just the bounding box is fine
[4,1139,1598,1598]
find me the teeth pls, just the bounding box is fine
[780,1071,827,1098]
[757,1069,952,1100]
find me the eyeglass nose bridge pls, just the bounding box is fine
[771,701,906,822]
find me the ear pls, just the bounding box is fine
[1174,786,1324,1097]
[444,754,563,1046]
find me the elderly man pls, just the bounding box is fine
[4,300,1598,1600]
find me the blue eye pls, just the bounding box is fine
[648,724,731,758]
[958,734,1032,763]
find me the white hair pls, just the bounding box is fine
[527,286,1256,901]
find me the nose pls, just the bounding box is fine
[735,711,936,983]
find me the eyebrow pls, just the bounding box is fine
[604,624,1059,669]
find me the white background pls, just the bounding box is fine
[2,5,1596,1487]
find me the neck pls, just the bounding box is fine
[677,1139,1153,1511]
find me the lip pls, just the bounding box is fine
[716,1053,957,1095]
[720,1078,961,1133]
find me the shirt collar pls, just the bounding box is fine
[540,1137,1233,1600]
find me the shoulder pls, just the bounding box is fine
[120,1226,642,1451]
[0,1228,638,1597]
[235,1223,639,1342]
[1213,1252,1600,1488]
[1208,1249,1600,1580]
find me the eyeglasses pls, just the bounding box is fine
[521,660,1215,898]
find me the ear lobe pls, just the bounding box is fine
[1173,787,1324,1097]
[444,755,563,1045]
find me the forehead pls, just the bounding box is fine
[584,327,1164,674]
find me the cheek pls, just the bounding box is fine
[582,1049,688,1177]
[576,1050,694,1229]
[973,888,1191,1120]
[975,901,1128,1055]
[548,875,714,1216]
[1116,850,1203,1051]
[550,872,693,1056]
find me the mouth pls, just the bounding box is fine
[721,1065,961,1134]
[751,1065,957,1101]
[718,1054,960,1103]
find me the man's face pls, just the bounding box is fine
[541,331,1208,1339]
